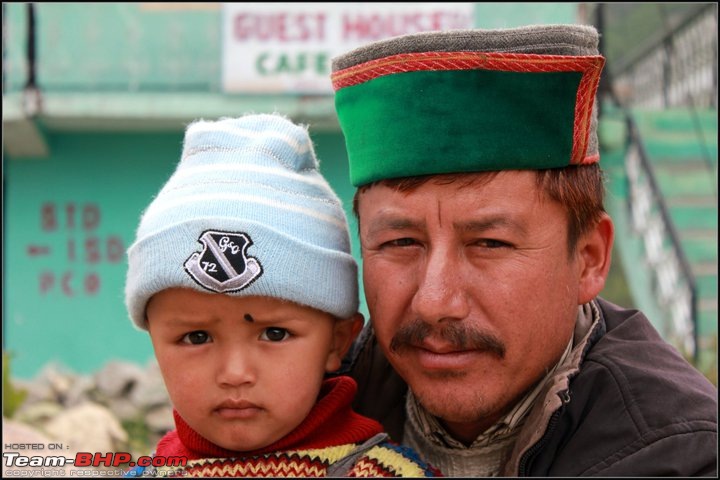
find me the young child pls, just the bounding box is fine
[123,114,441,477]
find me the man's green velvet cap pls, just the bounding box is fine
[331,25,605,187]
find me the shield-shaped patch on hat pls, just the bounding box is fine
[184,230,263,293]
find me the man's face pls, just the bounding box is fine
[357,171,585,441]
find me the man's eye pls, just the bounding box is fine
[181,331,211,345]
[261,327,290,342]
[386,238,416,247]
[484,239,510,248]
[473,239,511,248]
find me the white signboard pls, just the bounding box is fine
[222,3,474,93]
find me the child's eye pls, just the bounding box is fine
[181,331,212,345]
[260,327,290,342]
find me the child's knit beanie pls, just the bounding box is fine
[125,114,358,330]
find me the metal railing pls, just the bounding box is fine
[611,3,718,110]
[624,117,698,359]
[608,4,717,194]
[593,4,715,360]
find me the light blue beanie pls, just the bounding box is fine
[125,114,359,330]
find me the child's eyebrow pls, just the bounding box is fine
[241,313,308,324]
[166,315,220,327]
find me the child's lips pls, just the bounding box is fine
[215,399,263,419]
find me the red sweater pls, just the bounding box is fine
[156,375,383,458]
[136,376,442,477]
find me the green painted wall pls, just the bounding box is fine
[4,130,357,378]
[5,132,180,377]
[474,3,578,27]
[4,3,222,93]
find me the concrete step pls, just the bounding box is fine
[681,236,717,265]
[693,262,718,277]
[633,108,718,170]
[695,271,718,298]
[669,204,718,230]
[654,168,716,198]
[631,107,718,135]
[697,309,718,336]
[666,196,718,208]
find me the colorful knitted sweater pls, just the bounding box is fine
[125,376,441,477]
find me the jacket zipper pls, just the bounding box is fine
[517,389,571,476]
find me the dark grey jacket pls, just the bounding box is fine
[336,298,718,476]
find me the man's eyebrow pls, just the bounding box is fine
[365,216,425,235]
[364,214,527,236]
[455,216,527,235]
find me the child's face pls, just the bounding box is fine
[146,287,361,452]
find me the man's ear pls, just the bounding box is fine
[577,213,614,305]
[325,313,365,373]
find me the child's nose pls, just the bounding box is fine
[216,347,257,387]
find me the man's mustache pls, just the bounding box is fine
[390,319,506,358]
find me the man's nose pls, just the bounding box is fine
[410,246,470,323]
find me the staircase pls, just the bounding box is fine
[601,106,718,383]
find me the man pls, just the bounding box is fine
[329,24,717,476]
